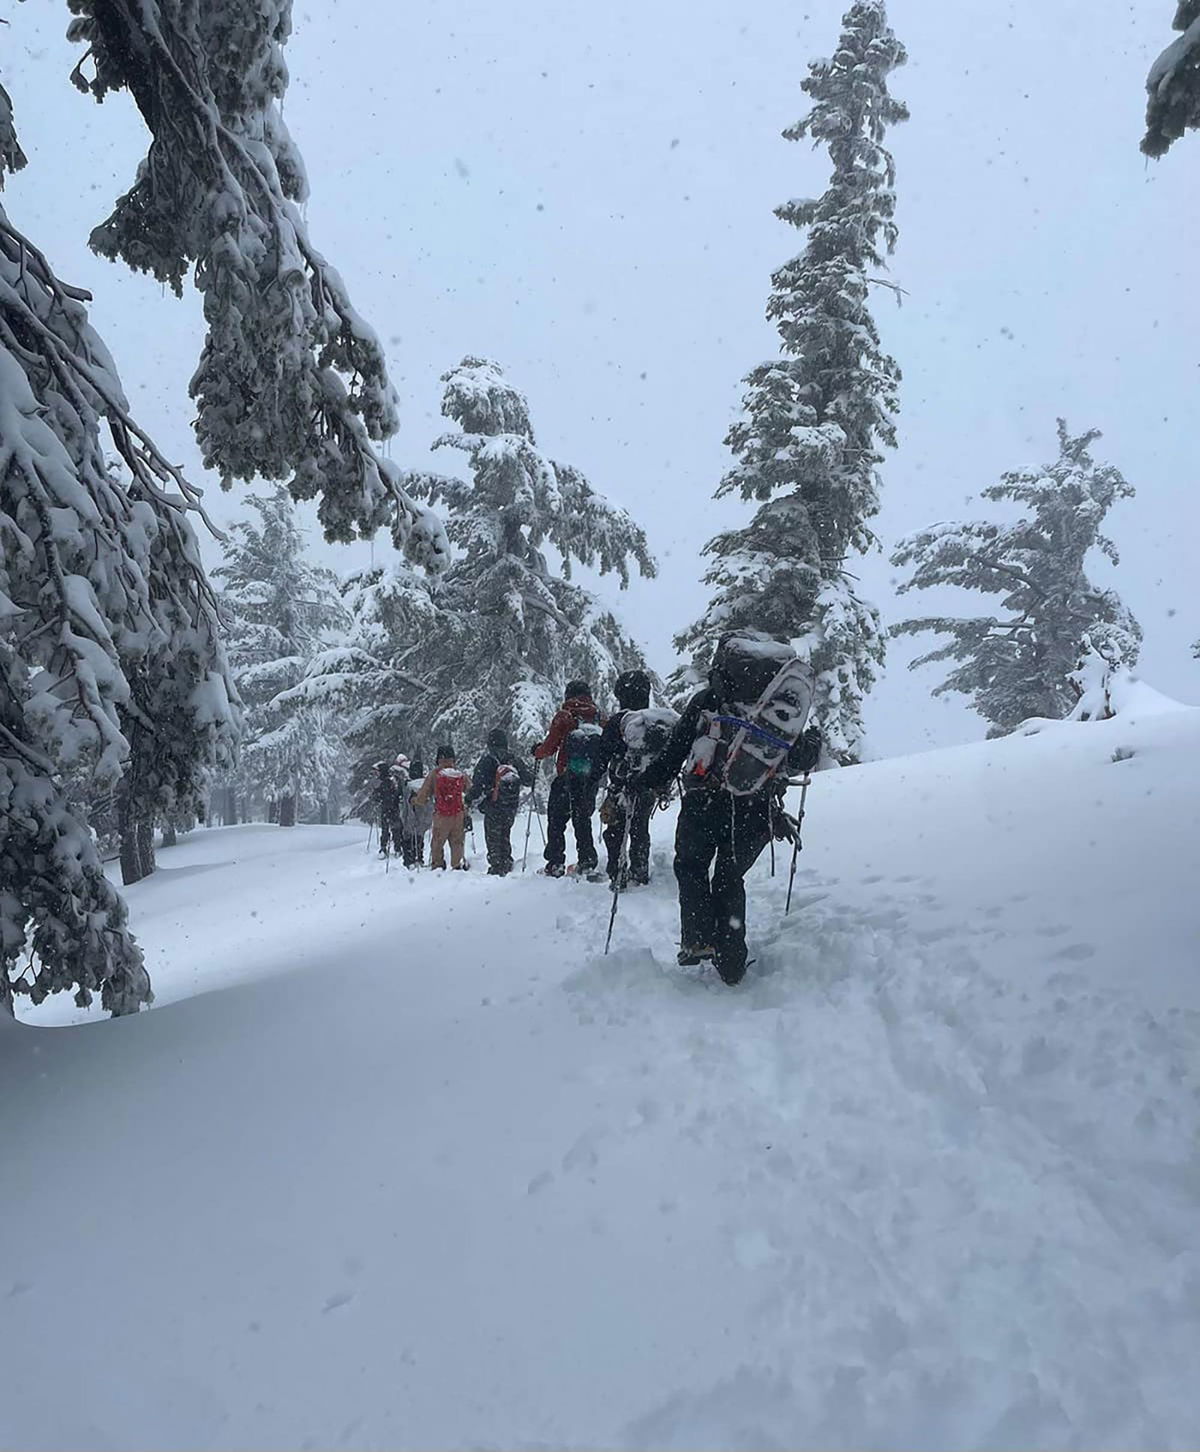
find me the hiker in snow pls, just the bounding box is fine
[468,728,533,876]
[403,756,432,868]
[373,759,402,858]
[532,679,604,878]
[637,632,822,985]
[587,669,678,887]
[414,745,472,871]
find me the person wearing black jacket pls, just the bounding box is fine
[587,669,657,886]
[639,657,821,986]
[467,727,533,876]
[373,760,402,858]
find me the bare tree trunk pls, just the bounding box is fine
[268,797,279,824]
[117,728,148,886]
[136,818,156,880]
[225,786,240,826]
[319,797,330,825]
[161,821,177,849]
[279,793,296,828]
[119,815,143,886]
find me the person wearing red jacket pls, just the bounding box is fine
[532,679,604,877]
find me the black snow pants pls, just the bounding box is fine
[674,788,771,982]
[545,771,597,871]
[380,815,401,855]
[602,787,655,884]
[482,804,519,875]
[401,831,423,868]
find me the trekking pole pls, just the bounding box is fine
[604,804,632,956]
[521,777,538,872]
[367,821,375,854]
[784,776,811,916]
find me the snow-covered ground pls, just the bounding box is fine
[5,701,1200,1450]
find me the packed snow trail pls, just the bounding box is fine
[4,705,1200,1449]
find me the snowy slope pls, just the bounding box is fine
[4,703,1200,1450]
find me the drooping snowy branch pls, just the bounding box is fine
[64,0,448,566]
[1,83,236,1013]
[1143,2,1200,157]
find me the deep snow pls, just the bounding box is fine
[4,702,1200,1450]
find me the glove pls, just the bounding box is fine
[463,813,474,833]
[530,743,543,758]
[599,797,616,825]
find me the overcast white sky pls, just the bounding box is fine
[5,0,1198,756]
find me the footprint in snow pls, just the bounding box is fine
[322,1290,354,1314]
[527,1169,554,1196]
[1052,942,1097,962]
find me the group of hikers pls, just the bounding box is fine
[372,631,822,985]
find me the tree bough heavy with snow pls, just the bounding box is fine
[1143,2,1200,157]
[891,422,1142,737]
[1,81,236,1015]
[391,357,656,756]
[674,0,907,761]
[65,0,447,565]
[215,487,347,827]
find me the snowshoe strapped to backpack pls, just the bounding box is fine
[614,706,680,785]
[565,721,604,777]
[686,634,814,797]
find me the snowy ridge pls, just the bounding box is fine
[5,701,1200,1448]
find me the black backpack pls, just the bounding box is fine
[565,721,604,777]
[685,634,814,797]
[491,760,522,809]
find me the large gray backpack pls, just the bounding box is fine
[685,634,814,796]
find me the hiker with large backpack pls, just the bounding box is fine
[637,632,822,985]
[413,745,472,871]
[586,669,678,887]
[532,679,604,878]
[468,727,533,876]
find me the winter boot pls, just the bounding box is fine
[715,953,747,986]
[543,863,565,878]
[677,945,716,967]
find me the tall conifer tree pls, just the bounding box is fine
[675,1,907,761]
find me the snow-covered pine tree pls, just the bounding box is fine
[64,0,447,565]
[673,0,907,762]
[891,421,1143,736]
[1,82,237,1014]
[396,357,656,755]
[297,564,439,806]
[1143,2,1200,157]
[215,486,348,826]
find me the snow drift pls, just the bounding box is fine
[4,697,1200,1450]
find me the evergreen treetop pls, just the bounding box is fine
[891,421,1143,736]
